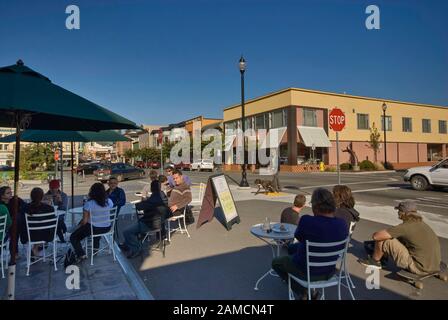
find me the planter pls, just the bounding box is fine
[352,165,360,172]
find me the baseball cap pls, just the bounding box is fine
[49,179,60,189]
[394,201,417,213]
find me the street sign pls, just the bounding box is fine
[329,108,346,132]
[329,108,345,185]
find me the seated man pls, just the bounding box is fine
[281,194,306,226]
[359,201,441,275]
[168,169,192,217]
[141,170,159,199]
[121,180,168,259]
[272,188,348,299]
[46,179,68,242]
[165,166,191,195]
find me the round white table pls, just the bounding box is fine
[67,207,84,232]
[250,222,296,291]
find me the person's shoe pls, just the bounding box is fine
[126,250,142,259]
[118,243,129,252]
[358,255,382,269]
[75,255,87,264]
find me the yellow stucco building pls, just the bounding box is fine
[223,88,448,170]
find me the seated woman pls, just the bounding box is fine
[0,186,12,246]
[70,183,114,261]
[333,185,360,230]
[121,179,168,259]
[0,186,28,256]
[25,188,57,258]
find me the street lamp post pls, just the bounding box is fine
[382,102,388,168]
[239,56,249,187]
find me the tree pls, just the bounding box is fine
[20,143,56,172]
[368,122,381,163]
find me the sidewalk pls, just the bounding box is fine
[0,209,152,300]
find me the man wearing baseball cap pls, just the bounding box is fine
[46,180,68,242]
[359,200,441,275]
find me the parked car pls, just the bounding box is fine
[94,163,145,183]
[279,157,288,165]
[173,162,191,171]
[191,159,214,172]
[76,162,102,175]
[403,158,448,191]
[136,161,161,169]
[0,165,13,171]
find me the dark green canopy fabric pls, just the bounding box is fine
[0,129,131,143]
[0,61,139,131]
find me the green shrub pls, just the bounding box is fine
[360,160,376,171]
[340,163,353,170]
[325,166,336,172]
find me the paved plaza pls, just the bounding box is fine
[2,170,448,300]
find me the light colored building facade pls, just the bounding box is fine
[0,127,15,166]
[138,125,165,149]
[223,88,448,170]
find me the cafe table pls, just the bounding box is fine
[250,222,296,290]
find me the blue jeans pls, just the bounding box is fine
[122,220,151,254]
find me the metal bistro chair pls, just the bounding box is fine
[166,206,190,243]
[287,237,355,300]
[137,207,167,258]
[1,215,9,278]
[339,222,357,293]
[25,208,59,276]
[87,207,118,266]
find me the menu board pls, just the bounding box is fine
[197,174,240,230]
[211,174,239,223]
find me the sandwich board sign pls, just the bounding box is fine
[196,174,240,231]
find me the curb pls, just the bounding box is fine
[114,244,154,300]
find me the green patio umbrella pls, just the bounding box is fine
[0,129,131,221]
[0,60,139,300]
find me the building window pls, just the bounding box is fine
[422,119,431,133]
[380,116,392,131]
[357,114,369,130]
[439,120,447,134]
[255,114,269,130]
[303,108,317,127]
[402,117,412,132]
[271,110,286,128]
[244,117,254,130]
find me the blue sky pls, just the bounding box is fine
[0,0,447,125]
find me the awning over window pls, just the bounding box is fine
[297,126,331,148]
[259,127,287,149]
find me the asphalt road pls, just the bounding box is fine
[15,169,448,217]
[185,170,448,217]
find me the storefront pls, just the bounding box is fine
[223,88,448,171]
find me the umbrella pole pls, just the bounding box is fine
[7,113,22,300]
[60,142,64,193]
[71,142,75,226]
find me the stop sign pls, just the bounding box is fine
[329,108,346,132]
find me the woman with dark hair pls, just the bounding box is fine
[0,186,12,244]
[333,185,360,228]
[0,186,28,256]
[70,183,113,260]
[26,188,57,257]
[121,179,169,258]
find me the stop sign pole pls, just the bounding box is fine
[329,108,346,185]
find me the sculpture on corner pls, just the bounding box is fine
[342,142,360,171]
